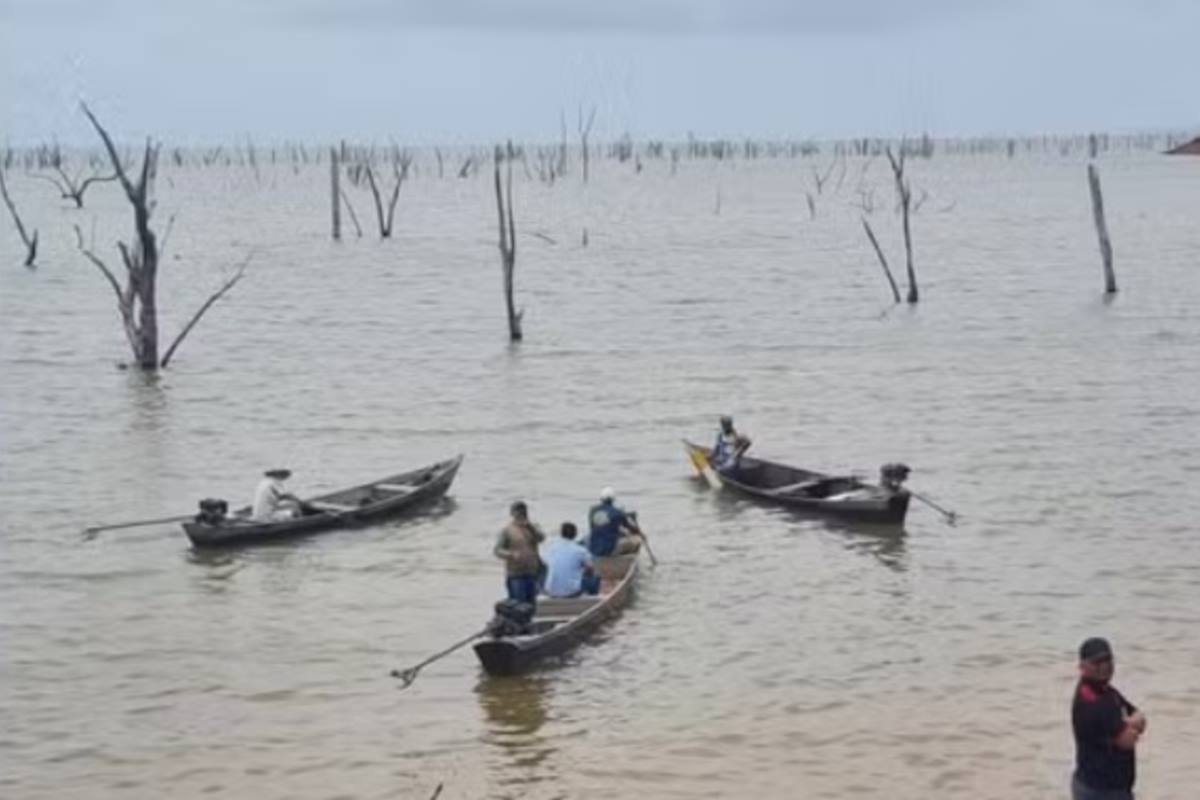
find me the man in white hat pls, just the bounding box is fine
[586,487,641,557]
[252,468,303,521]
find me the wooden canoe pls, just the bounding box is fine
[182,455,463,548]
[683,440,909,524]
[473,553,639,676]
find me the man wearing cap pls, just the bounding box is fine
[252,469,303,521]
[1071,637,1147,800]
[587,488,641,557]
[493,501,545,605]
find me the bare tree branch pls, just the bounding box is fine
[74,224,125,308]
[1,167,39,266]
[160,252,253,368]
[80,102,136,200]
[861,218,901,304]
[340,189,364,237]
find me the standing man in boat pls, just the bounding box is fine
[587,488,641,557]
[542,522,601,598]
[711,415,752,473]
[252,468,303,521]
[494,501,545,606]
[1071,637,1146,800]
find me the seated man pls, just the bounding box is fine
[542,522,601,598]
[252,468,303,521]
[587,487,641,557]
[711,414,752,473]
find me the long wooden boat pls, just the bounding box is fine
[683,440,910,524]
[182,455,463,548]
[474,553,639,676]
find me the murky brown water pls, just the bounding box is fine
[2,147,1198,799]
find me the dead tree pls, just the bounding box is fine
[493,144,522,341]
[0,167,38,266]
[1087,164,1117,294]
[32,165,117,208]
[340,189,364,237]
[363,154,411,238]
[77,103,249,369]
[578,105,596,182]
[885,146,919,303]
[862,218,901,304]
[330,147,341,240]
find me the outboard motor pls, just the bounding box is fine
[487,599,535,638]
[879,463,911,493]
[196,498,229,525]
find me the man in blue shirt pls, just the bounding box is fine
[711,415,752,473]
[587,487,641,557]
[542,522,601,598]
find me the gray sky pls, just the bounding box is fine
[1,0,1196,145]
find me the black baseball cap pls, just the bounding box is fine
[1079,637,1113,662]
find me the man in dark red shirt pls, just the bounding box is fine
[1071,637,1147,800]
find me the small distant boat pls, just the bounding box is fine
[683,440,910,524]
[183,455,463,548]
[473,554,639,676]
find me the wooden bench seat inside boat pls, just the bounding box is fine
[307,500,358,513]
[536,596,601,617]
[375,483,415,493]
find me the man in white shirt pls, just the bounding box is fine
[542,522,601,598]
[252,468,302,521]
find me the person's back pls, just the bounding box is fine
[543,523,599,598]
[253,476,284,519]
[588,499,628,557]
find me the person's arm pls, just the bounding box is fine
[1113,721,1142,750]
[735,434,752,455]
[493,530,512,561]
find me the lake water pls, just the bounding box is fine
[1,144,1198,799]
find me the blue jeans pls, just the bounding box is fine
[581,572,601,595]
[506,575,539,605]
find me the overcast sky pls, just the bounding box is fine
[1,0,1196,145]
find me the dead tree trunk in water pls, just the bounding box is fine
[330,147,341,240]
[886,147,919,303]
[861,218,901,304]
[1087,164,1117,294]
[578,105,596,183]
[0,167,38,266]
[494,144,522,341]
[364,155,410,238]
[78,103,248,369]
[32,165,117,208]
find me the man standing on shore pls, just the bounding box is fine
[1071,637,1146,800]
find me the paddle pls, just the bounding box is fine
[627,514,658,567]
[82,513,194,539]
[390,626,491,689]
[634,531,659,566]
[685,442,723,490]
[911,490,959,525]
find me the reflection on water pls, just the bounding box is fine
[476,675,558,791]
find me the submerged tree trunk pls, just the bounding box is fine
[0,167,38,267]
[862,218,901,304]
[494,144,522,341]
[78,103,248,369]
[886,147,919,303]
[1087,164,1117,294]
[330,147,341,240]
